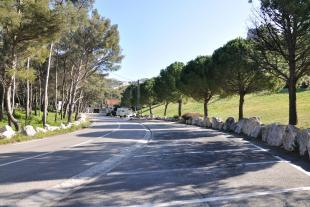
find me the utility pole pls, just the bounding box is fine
[136,80,140,115]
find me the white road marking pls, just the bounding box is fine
[0,122,121,167]
[150,127,211,132]
[0,152,53,167]
[242,141,310,177]
[133,148,263,157]
[127,186,310,207]
[17,143,145,207]
[192,128,310,177]
[107,160,288,176]
[17,121,152,207]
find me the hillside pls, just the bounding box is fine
[143,90,310,128]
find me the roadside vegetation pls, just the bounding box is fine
[0,110,65,128]
[0,1,122,137]
[0,120,90,145]
[142,90,310,129]
[122,0,310,127]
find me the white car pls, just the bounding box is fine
[116,108,135,117]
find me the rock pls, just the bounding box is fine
[199,118,206,127]
[187,119,190,125]
[266,124,286,146]
[296,129,310,158]
[229,122,237,132]
[73,121,81,126]
[197,118,203,127]
[261,125,270,142]
[192,117,200,126]
[23,125,37,136]
[0,125,16,139]
[36,127,47,133]
[203,117,212,128]
[66,123,73,128]
[282,125,299,152]
[60,123,67,129]
[250,125,262,138]
[308,136,310,159]
[77,113,86,119]
[77,117,86,122]
[211,117,223,130]
[234,119,245,134]
[223,117,235,132]
[241,117,261,136]
[45,124,60,131]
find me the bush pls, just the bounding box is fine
[181,112,202,121]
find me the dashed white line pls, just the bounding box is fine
[107,160,288,176]
[133,148,263,157]
[0,122,121,167]
[245,141,310,177]
[0,152,53,167]
[17,142,146,207]
[210,131,310,177]
[17,121,152,207]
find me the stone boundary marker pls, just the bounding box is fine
[0,113,88,139]
[150,115,310,160]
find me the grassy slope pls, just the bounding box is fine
[144,90,310,129]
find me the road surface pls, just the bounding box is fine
[0,115,309,207]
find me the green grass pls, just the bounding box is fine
[0,110,72,129]
[0,120,90,145]
[0,110,87,145]
[143,90,310,129]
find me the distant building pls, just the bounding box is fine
[105,99,120,107]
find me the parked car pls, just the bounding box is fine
[116,108,135,117]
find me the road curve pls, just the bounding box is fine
[0,116,309,207]
[0,115,150,207]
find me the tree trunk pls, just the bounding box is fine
[60,65,67,120]
[34,88,38,116]
[12,75,15,111]
[164,102,169,117]
[54,57,58,122]
[26,57,30,119]
[30,83,33,116]
[149,104,152,115]
[0,84,4,121]
[42,43,53,127]
[39,75,42,116]
[74,90,83,121]
[238,93,245,121]
[288,79,298,125]
[203,97,209,118]
[178,99,182,117]
[5,83,19,131]
[67,82,77,123]
[65,66,74,121]
[63,101,68,119]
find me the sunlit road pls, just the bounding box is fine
[0,115,309,207]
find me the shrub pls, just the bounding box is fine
[181,112,202,121]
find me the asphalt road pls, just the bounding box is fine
[0,115,309,207]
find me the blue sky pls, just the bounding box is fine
[95,0,259,82]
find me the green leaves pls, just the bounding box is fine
[154,62,184,104]
[7,67,36,82]
[212,38,276,96]
[179,56,217,101]
[140,78,156,106]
